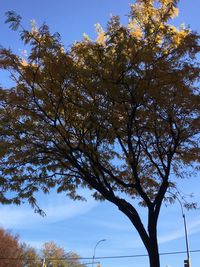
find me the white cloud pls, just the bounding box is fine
[91,218,132,231]
[188,216,200,235]
[158,216,200,244]
[158,229,184,244]
[0,192,97,230]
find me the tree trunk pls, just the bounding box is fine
[147,222,160,267]
[148,240,160,267]
[114,198,161,267]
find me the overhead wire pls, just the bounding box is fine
[0,249,199,260]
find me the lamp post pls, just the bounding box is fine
[169,192,190,267]
[92,239,106,267]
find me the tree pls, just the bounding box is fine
[42,241,83,267]
[20,243,41,267]
[0,229,83,267]
[0,0,199,266]
[0,228,23,267]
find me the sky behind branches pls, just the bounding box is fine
[0,1,200,267]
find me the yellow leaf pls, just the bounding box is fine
[21,60,28,67]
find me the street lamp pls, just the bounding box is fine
[92,239,106,267]
[168,192,190,267]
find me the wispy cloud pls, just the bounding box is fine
[91,218,132,231]
[158,216,200,244]
[188,216,200,235]
[0,192,97,230]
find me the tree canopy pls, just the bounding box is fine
[0,228,22,267]
[0,0,199,266]
[0,228,84,267]
[20,243,41,267]
[42,241,83,267]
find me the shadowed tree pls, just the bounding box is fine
[0,0,199,266]
[0,228,23,267]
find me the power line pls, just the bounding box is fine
[82,262,100,265]
[0,249,199,260]
[92,249,200,260]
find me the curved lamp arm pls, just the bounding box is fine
[92,239,106,267]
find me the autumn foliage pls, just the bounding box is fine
[0,228,22,267]
[42,241,82,267]
[0,229,83,267]
[0,1,199,267]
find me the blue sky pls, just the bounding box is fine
[0,1,200,267]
